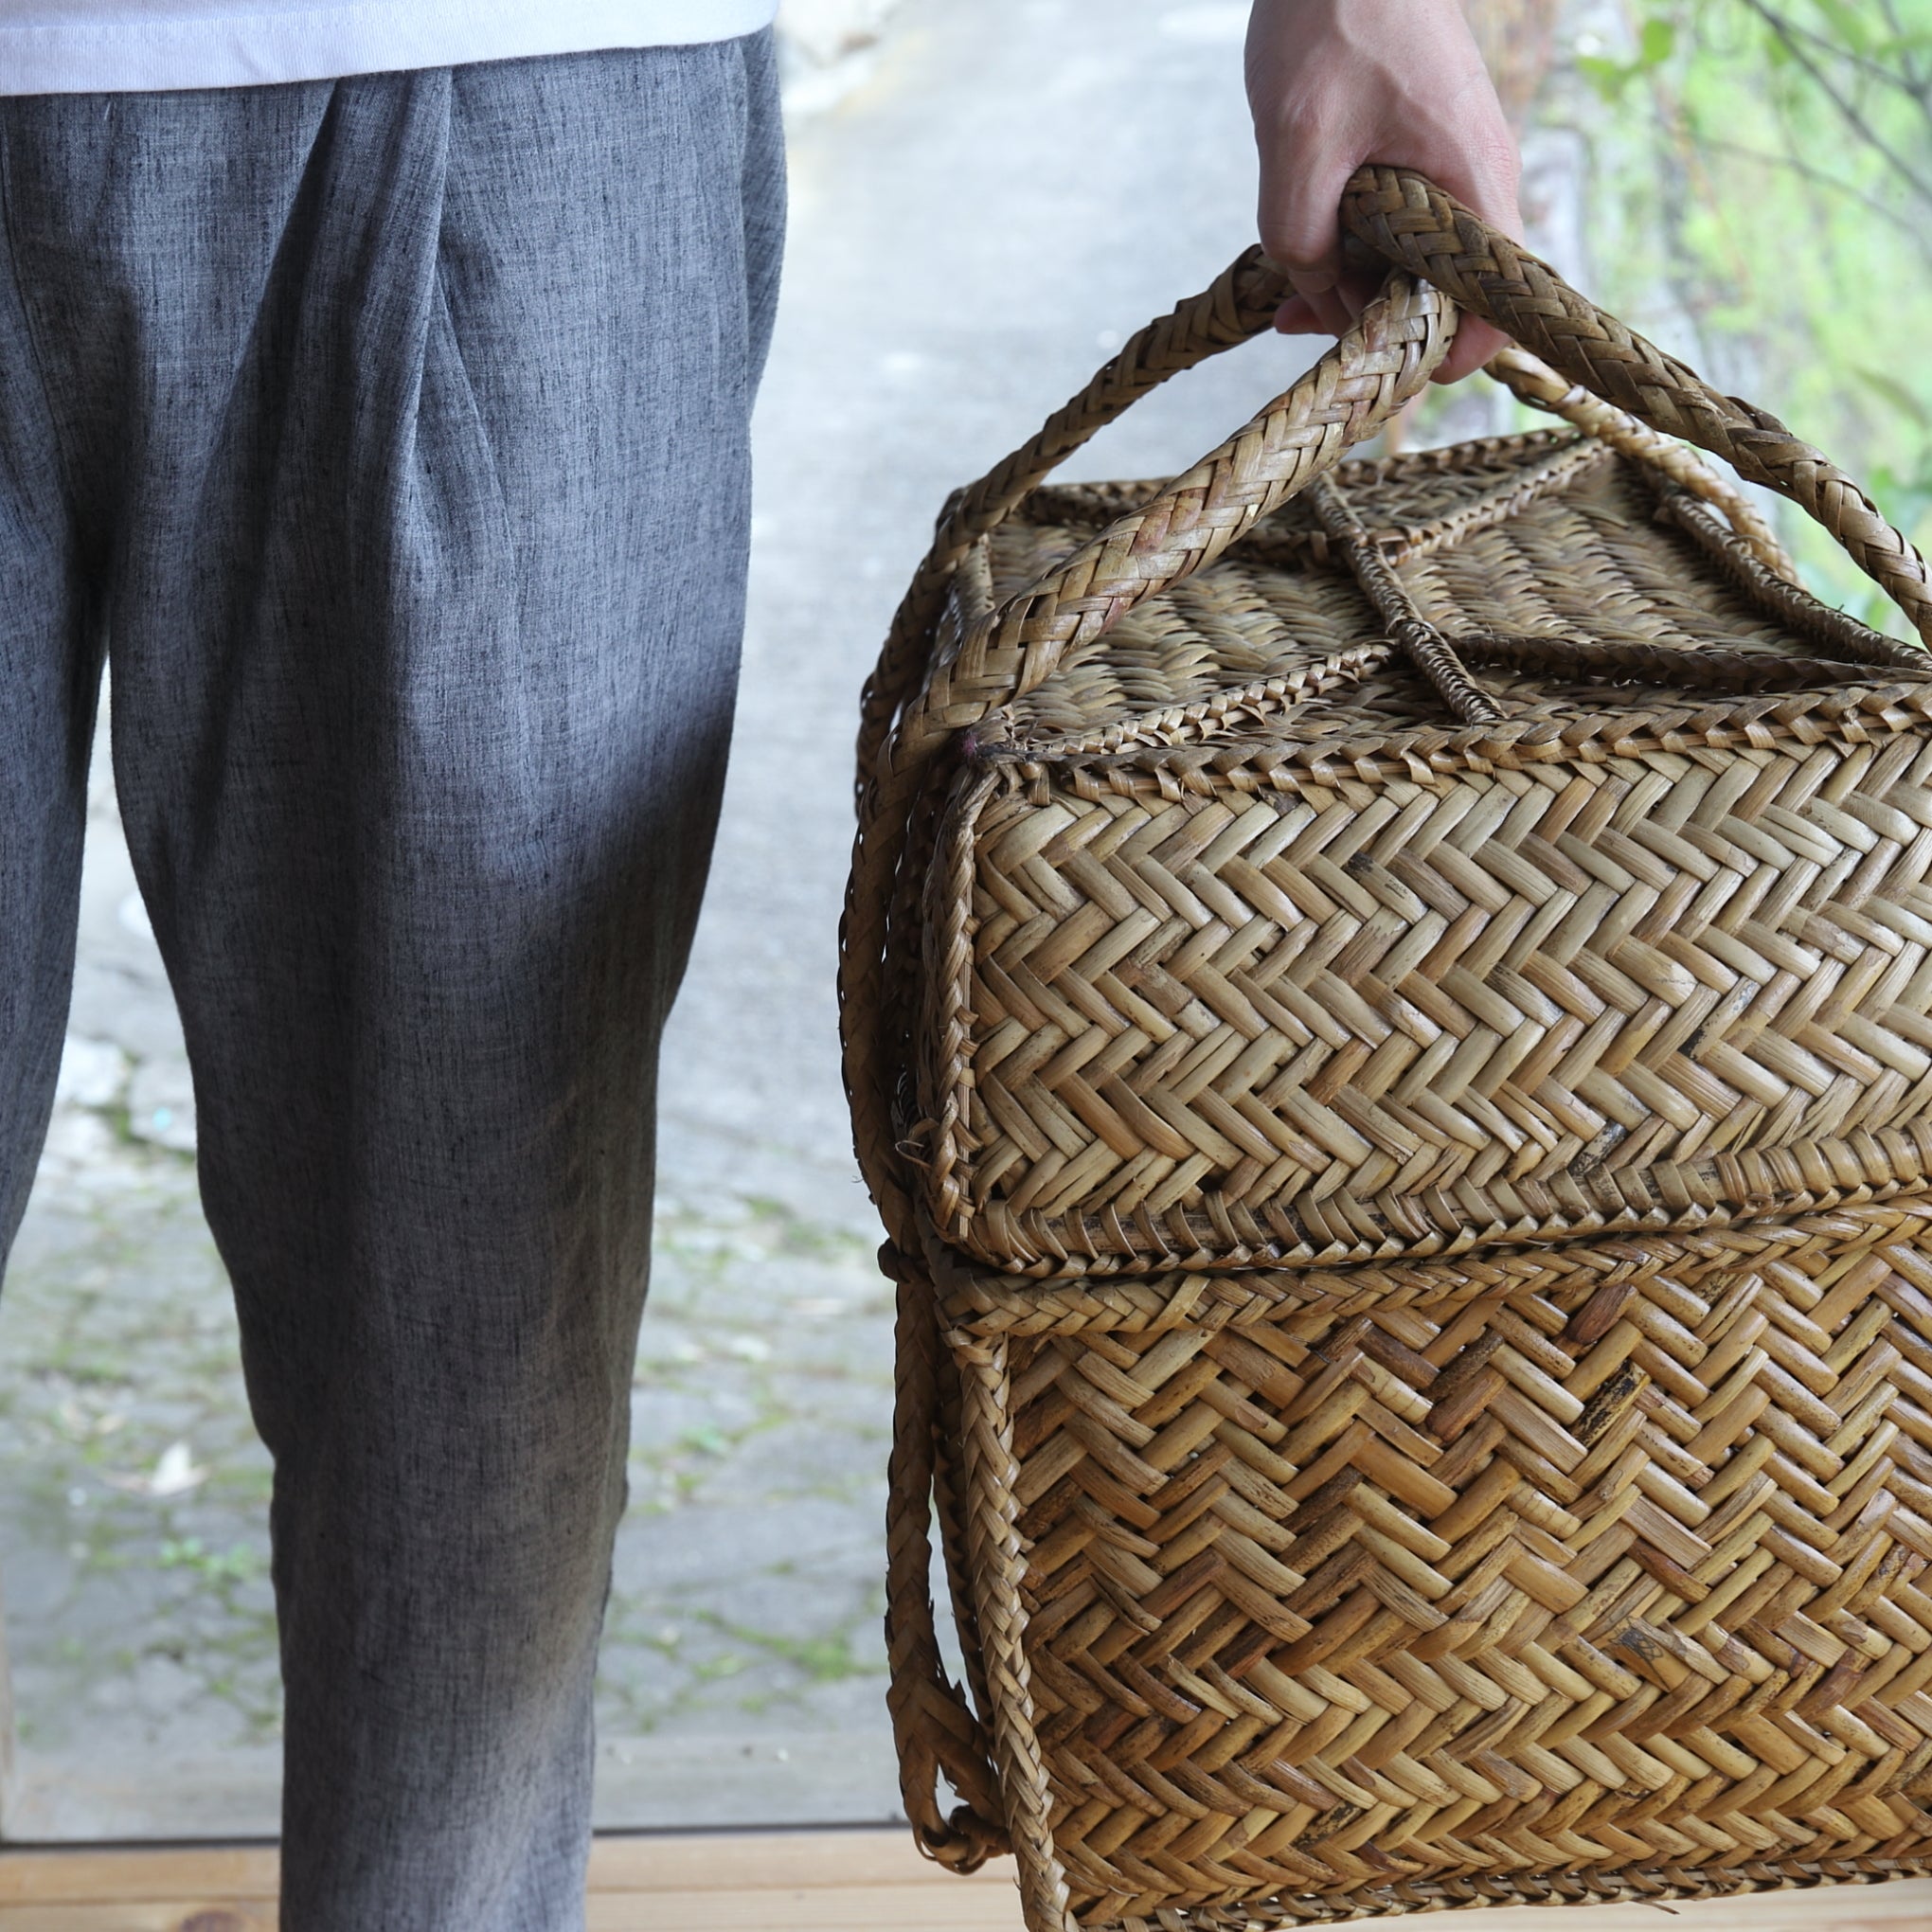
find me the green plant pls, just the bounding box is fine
[1555,1,1932,621]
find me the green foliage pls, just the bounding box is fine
[1551,0,1932,624]
[1578,13,1677,100]
[157,1534,260,1583]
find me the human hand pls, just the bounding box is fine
[1245,0,1522,384]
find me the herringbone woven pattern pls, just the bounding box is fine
[958,1203,1932,1926]
[842,170,1932,1928]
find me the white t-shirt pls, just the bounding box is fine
[0,0,778,94]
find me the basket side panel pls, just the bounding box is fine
[992,1203,1932,1923]
[927,724,1932,1274]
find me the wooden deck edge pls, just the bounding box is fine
[0,1827,1006,1902]
[2,1833,1931,1930]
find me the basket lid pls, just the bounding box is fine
[995,429,1907,764]
[921,433,1932,1277]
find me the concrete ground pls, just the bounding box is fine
[0,0,1581,1836]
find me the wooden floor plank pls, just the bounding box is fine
[0,1834,1927,1930]
[0,1911,273,1932]
[587,1883,1021,1931]
[0,1849,278,1904]
[0,1903,264,1927]
[586,1828,1017,1891]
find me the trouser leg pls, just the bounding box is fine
[0,138,98,1283]
[0,37,783,1929]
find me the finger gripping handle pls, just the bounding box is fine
[1340,165,1932,645]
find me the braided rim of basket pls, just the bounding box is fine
[846,168,1932,1906]
[927,1192,1932,1340]
[1081,1862,1932,1927]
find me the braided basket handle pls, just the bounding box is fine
[855,246,1293,791]
[1343,166,1932,642]
[885,1253,1011,1870]
[924,272,1455,742]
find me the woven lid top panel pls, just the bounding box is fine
[997,434,1820,758]
[918,438,1932,1278]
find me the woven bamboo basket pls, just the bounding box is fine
[839,167,1932,1928]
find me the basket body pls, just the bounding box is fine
[849,179,1932,1930]
[896,437,1932,1925]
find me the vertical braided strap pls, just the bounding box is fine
[1342,165,1932,642]
[884,1247,1008,1870]
[955,1331,1075,1932]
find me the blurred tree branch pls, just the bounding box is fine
[1735,0,1932,211]
[1461,0,1563,131]
[1699,135,1931,262]
[1563,0,1932,625]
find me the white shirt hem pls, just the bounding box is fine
[0,0,778,92]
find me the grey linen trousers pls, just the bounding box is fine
[0,34,783,1931]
